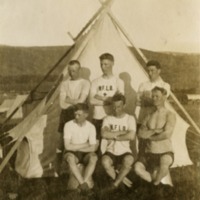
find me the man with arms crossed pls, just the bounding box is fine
[134,87,176,185]
[58,60,90,148]
[101,93,136,190]
[64,103,98,194]
[90,53,124,139]
[135,60,170,155]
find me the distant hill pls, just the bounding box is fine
[0,45,70,76]
[0,45,199,92]
[0,45,71,91]
[141,49,200,92]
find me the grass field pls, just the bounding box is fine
[0,157,199,200]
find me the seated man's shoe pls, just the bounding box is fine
[78,182,90,195]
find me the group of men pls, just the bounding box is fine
[57,53,176,195]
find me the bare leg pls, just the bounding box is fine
[65,153,84,184]
[101,155,116,180]
[151,167,158,181]
[153,154,172,185]
[83,153,98,182]
[114,155,134,187]
[55,132,64,174]
[134,161,152,182]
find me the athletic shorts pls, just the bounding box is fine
[138,152,174,169]
[58,107,75,133]
[102,152,134,166]
[64,151,96,164]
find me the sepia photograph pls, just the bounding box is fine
[0,0,199,199]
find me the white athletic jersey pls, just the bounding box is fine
[59,78,90,109]
[64,120,96,145]
[137,77,170,123]
[102,114,136,155]
[90,75,124,120]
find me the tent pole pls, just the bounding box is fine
[170,92,200,134]
[74,0,114,41]
[0,0,116,134]
[106,9,200,135]
[0,0,117,172]
[0,44,75,133]
[106,11,148,67]
[98,0,146,65]
[31,0,115,96]
[0,139,22,173]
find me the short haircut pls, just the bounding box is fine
[68,60,81,67]
[152,86,167,96]
[74,103,89,113]
[99,53,114,62]
[112,93,126,104]
[146,60,161,69]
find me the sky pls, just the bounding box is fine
[0,0,200,53]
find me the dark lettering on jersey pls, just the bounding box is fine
[110,124,126,131]
[98,85,113,91]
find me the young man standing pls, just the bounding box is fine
[64,103,98,194]
[58,60,90,146]
[134,87,176,185]
[101,94,136,190]
[90,53,124,139]
[136,60,170,124]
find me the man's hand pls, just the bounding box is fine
[65,96,74,104]
[94,95,112,105]
[94,94,106,101]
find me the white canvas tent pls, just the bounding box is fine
[0,0,198,180]
[0,94,27,119]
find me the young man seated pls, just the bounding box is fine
[134,86,176,186]
[101,93,136,190]
[63,103,98,194]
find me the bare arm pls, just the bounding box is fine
[89,86,105,106]
[90,92,113,106]
[59,83,69,109]
[65,92,88,105]
[149,112,176,141]
[64,139,91,152]
[65,81,90,105]
[138,124,155,139]
[115,130,135,141]
[78,141,99,152]
[101,126,126,140]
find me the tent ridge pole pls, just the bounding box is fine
[74,0,114,41]
[170,92,200,134]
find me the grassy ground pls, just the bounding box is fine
[0,160,199,200]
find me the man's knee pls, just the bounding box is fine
[122,155,134,168]
[160,154,173,168]
[88,153,98,164]
[134,161,145,176]
[64,153,77,164]
[101,155,113,169]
